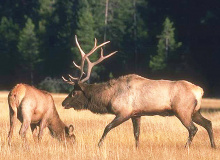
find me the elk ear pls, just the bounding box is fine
[68,125,74,135]
[68,125,76,142]
[74,83,81,90]
[71,91,77,97]
[74,83,85,92]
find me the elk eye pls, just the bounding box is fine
[71,91,76,97]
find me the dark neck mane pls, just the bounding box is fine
[80,81,115,114]
[78,75,140,114]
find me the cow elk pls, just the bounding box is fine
[8,84,75,145]
[62,35,216,148]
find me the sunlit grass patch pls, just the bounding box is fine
[0,91,220,160]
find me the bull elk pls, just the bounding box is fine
[62,35,216,148]
[8,84,75,145]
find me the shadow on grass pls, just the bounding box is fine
[201,107,220,113]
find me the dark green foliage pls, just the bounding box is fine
[17,18,40,84]
[38,77,74,93]
[0,17,19,71]
[0,0,219,96]
[0,17,19,88]
[38,0,77,80]
[149,17,182,71]
[17,18,40,68]
[75,0,95,53]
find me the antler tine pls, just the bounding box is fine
[75,35,87,80]
[94,38,97,48]
[62,76,75,85]
[68,74,78,80]
[73,61,86,75]
[73,61,81,70]
[86,40,110,58]
[104,51,118,58]
[62,76,68,81]
[75,35,85,57]
[93,49,117,66]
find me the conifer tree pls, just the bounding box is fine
[74,0,100,81]
[0,17,19,75]
[149,17,182,71]
[17,18,40,84]
[75,0,95,55]
[43,0,76,77]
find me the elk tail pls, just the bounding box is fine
[8,84,26,111]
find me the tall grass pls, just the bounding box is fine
[0,91,220,160]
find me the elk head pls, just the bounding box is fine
[62,35,117,110]
[64,124,75,141]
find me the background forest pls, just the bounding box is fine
[0,0,219,96]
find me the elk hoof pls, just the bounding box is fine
[98,141,103,148]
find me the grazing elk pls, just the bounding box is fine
[8,84,75,145]
[62,35,216,148]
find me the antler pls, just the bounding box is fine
[62,74,78,85]
[81,48,117,83]
[62,35,117,84]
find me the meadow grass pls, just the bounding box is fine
[0,91,220,160]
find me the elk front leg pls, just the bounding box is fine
[192,112,216,148]
[38,119,47,142]
[98,115,130,147]
[131,116,141,148]
[8,107,17,146]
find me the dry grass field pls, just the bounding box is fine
[1,91,220,160]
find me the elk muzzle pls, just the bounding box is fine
[62,98,72,109]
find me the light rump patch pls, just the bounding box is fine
[8,84,26,108]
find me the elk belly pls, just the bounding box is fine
[31,110,45,123]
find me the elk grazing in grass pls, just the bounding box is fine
[8,84,75,145]
[62,35,216,148]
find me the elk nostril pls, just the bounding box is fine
[62,101,66,107]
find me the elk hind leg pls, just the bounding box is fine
[131,116,141,148]
[98,115,130,147]
[31,124,38,142]
[192,112,216,148]
[8,107,17,146]
[19,119,31,144]
[175,110,198,148]
[185,122,198,148]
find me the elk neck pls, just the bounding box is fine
[78,81,115,114]
[48,107,67,140]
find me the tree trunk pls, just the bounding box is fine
[104,0,109,43]
[133,0,138,72]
